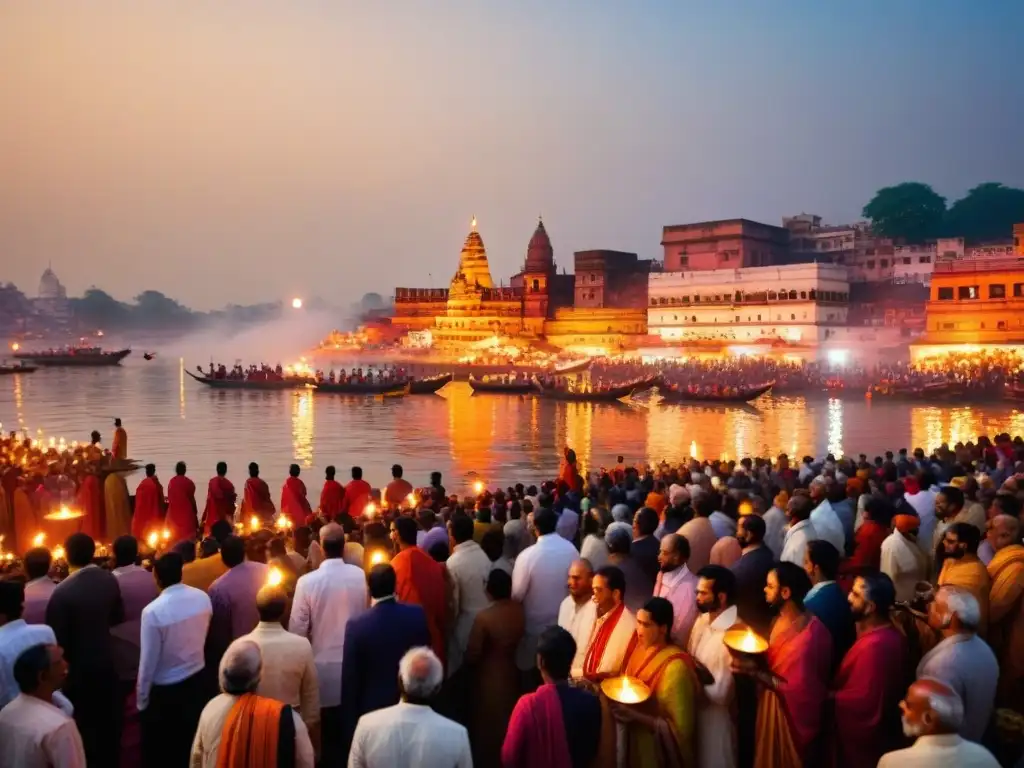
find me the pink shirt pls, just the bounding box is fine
[22,578,57,625]
[654,564,698,647]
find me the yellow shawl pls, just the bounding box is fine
[939,555,991,635]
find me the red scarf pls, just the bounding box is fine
[582,603,625,679]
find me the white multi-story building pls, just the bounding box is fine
[647,263,850,350]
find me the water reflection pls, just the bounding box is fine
[291,391,314,467]
[827,398,844,459]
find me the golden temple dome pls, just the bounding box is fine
[452,216,494,290]
[524,216,553,272]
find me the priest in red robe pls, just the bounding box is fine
[241,462,275,522]
[831,573,908,768]
[202,461,237,535]
[280,464,312,526]
[318,465,345,521]
[76,469,106,541]
[165,461,198,543]
[132,464,165,540]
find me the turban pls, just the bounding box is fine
[856,468,871,481]
[893,514,920,535]
[846,478,864,494]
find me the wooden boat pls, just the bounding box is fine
[185,369,309,390]
[631,374,662,394]
[551,358,593,375]
[409,373,453,394]
[658,382,774,404]
[0,363,37,375]
[314,379,409,396]
[537,380,638,402]
[12,347,131,366]
[468,377,538,395]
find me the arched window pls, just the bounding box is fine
[789,290,797,300]
[809,289,817,299]
[800,291,807,299]
[691,316,697,323]
[532,279,539,292]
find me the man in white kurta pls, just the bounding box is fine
[880,521,930,603]
[575,567,636,680]
[688,574,739,768]
[557,560,597,678]
[444,527,493,675]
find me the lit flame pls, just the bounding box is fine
[364,503,377,518]
[162,528,171,541]
[616,677,644,704]
[32,532,45,548]
[473,480,484,495]
[11,342,19,351]
[53,545,66,560]
[267,567,284,587]
[291,298,303,309]
[369,550,388,566]
[406,493,416,507]
[147,532,158,549]
[250,516,260,531]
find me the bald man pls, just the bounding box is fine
[557,560,596,678]
[986,514,1024,706]
[654,534,698,646]
[876,678,998,767]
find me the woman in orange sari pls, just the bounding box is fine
[732,562,832,768]
[609,597,697,768]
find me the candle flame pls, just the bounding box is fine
[250,516,260,531]
[161,528,171,541]
[369,550,388,566]
[364,503,376,518]
[147,532,158,548]
[53,545,66,560]
[473,480,484,495]
[406,493,416,507]
[267,567,284,587]
[32,532,45,547]
[617,677,644,704]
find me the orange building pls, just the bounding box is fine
[913,256,1024,358]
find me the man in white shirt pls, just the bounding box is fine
[761,497,788,559]
[0,643,86,768]
[0,581,73,715]
[289,526,368,766]
[781,494,818,566]
[653,533,699,647]
[348,647,471,768]
[881,515,930,603]
[877,678,998,767]
[575,566,635,681]
[688,565,739,768]
[557,559,596,677]
[445,514,493,675]
[808,479,846,554]
[137,551,213,768]
[241,584,320,741]
[511,507,579,674]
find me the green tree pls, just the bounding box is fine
[70,288,131,328]
[132,290,195,328]
[862,182,947,243]
[944,182,1024,243]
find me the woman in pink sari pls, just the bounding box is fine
[733,562,833,768]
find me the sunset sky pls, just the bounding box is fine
[1,2,1021,310]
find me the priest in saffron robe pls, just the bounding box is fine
[830,573,908,768]
[318,465,345,521]
[609,597,697,768]
[166,461,198,543]
[241,462,276,522]
[76,469,105,541]
[390,516,449,666]
[104,471,132,540]
[502,625,602,768]
[734,562,832,768]
[202,462,236,535]
[280,464,312,527]
[577,566,637,682]
[111,417,128,460]
[558,447,584,494]
[986,514,1024,706]
[938,522,991,635]
[132,464,164,541]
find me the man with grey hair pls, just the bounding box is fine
[877,678,998,766]
[347,647,471,767]
[916,586,998,742]
[190,639,314,767]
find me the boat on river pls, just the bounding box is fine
[551,359,593,375]
[658,382,774,404]
[468,376,538,395]
[12,346,131,366]
[409,373,453,394]
[314,379,409,396]
[0,362,37,375]
[537,379,639,402]
[185,369,310,390]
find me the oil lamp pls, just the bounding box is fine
[600,675,652,705]
[723,627,769,658]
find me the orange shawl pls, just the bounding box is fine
[216,694,287,768]
[938,555,991,635]
[987,544,1024,704]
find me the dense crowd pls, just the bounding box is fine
[1,427,1023,767]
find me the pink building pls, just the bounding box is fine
[661,219,790,272]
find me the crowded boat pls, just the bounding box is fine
[1,422,1023,767]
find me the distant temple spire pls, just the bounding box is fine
[453,217,494,289]
[471,215,477,232]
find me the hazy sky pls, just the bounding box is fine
[1,2,1022,310]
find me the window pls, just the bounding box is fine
[866,260,875,269]
[958,285,979,300]
[880,259,889,268]
[989,284,1006,299]
[532,279,539,292]
[800,291,807,299]
[1015,284,1024,297]
[998,321,1007,330]
[938,287,954,300]
[678,254,689,268]
[691,316,696,323]
[919,256,932,263]
[902,257,911,265]
[941,322,955,330]
[791,314,796,320]
[789,290,797,300]
[590,274,596,283]
[757,314,761,321]
[866,248,876,256]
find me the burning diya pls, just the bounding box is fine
[42,505,84,521]
[723,627,769,658]
[600,675,652,706]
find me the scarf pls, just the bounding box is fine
[216,694,295,768]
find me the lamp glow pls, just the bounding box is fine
[32,532,45,548]
[369,550,388,566]
[291,298,303,309]
[161,528,171,541]
[250,516,260,532]
[473,480,484,495]
[53,545,66,560]
[364,503,377,518]
[267,567,284,587]
[147,532,158,549]
[406,493,416,507]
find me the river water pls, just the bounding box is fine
[3,358,1024,494]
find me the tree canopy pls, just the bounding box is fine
[943,183,1024,243]
[862,182,947,243]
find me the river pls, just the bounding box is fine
[3,358,1024,494]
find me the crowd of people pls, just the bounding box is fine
[0,426,1023,766]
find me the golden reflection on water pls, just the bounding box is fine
[291,390,314,467]
[827,398,844,458]
[179,358,186,420]
[13,375,25,431]
[909,405,1024,452]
